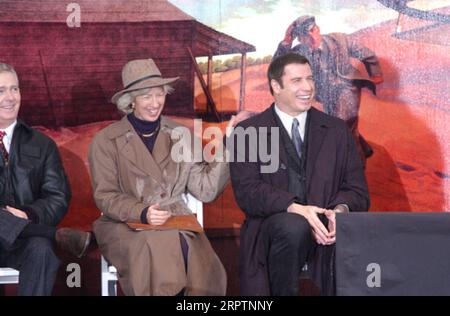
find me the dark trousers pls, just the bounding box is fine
[261,212,314,296]
[0,210,60,296]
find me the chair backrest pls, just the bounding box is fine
[182,193,203,227]
[101,192,203,296]
[0,267,19,285]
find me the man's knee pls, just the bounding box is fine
[267,213,312,246]
[21,237,59,269]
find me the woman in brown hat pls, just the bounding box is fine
[88,58,235,295]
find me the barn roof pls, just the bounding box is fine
[0,0,194,22]
[0,0,255,55]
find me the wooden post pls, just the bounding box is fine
[207,56,213,116]
[239,52,247,112]
[39,50,58,129]
[187,47,220,121]
[207,56,213,95]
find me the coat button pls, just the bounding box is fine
[160,193,167,198]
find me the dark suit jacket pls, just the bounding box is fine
[0,120,71,229]
[229,104,369,295]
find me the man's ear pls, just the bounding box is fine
[270,79,282,94]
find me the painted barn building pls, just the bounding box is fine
[0,0,255,127]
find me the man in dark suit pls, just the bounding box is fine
[274,16,384,166]
[0,63,91,295]
[229,53,369,296]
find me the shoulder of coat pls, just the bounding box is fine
[101,117,132,140]
[160,116,185,130]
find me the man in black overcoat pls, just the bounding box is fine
[229,53,369,296]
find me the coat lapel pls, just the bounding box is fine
[265,105,288,170]
[273,115,301,170]
[153,117,172,170]
[113,117,164,185]
[306,108,328,190]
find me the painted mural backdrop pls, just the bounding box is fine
[175,0,450,215]
[2,0,449,230]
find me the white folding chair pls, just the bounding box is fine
[100,193,203,296]
[0,267,19,286]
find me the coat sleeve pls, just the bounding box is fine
[88,134,148,223]
[21,140,71,226]
[186,137,230,203]
[228,126,296,219]
[347,36,383,78]
[327,125,370,212]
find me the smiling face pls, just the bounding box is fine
[133,86,166,122]
[0,71,21,129]
[271,62,315,116]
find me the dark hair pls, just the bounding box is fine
[267,53,310,95]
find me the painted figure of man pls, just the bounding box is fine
[274,16,384,164]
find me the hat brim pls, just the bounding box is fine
[292,16,316,37]
[111,76,179,105]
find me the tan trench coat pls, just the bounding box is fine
[88,115,229,296]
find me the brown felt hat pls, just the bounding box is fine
[111,58,179,105]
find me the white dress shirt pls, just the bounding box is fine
[274,104,307,141]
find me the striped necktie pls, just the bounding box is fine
[0,131,9,164]
[291,118,303,159]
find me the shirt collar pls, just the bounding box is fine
[1,120,17,140]
[274,104,308,140]
[0,120,17,152]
